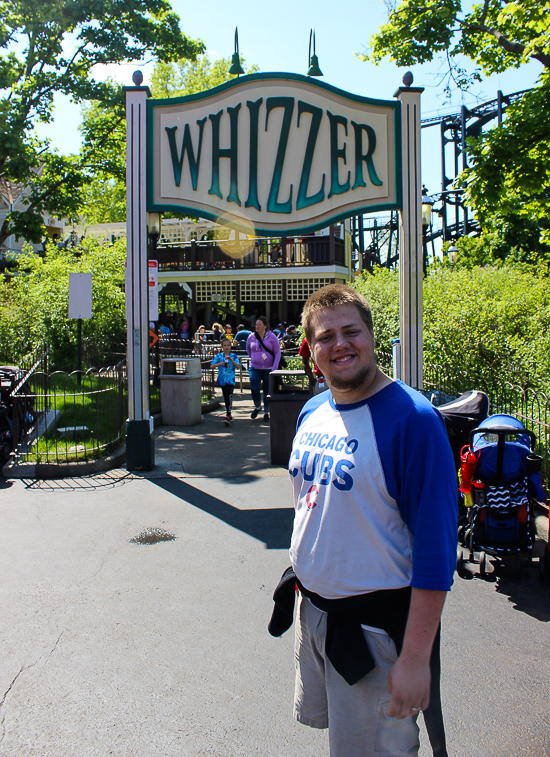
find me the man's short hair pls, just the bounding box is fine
[301,284,373,343]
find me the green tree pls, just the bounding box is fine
[78,96,127,225]
[0,238,127,370]
[150,53,259,98]
[461,78,550,258]
[0,0,204,247]
[366,0,549,94]
[364,0,550,259]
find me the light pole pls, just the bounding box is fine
[147,212,161,258]
[421,186,434,276]
[448,243,458,265]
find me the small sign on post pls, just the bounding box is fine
[148,260,158,322]
[69,273,92,319]
[69,273,92,384]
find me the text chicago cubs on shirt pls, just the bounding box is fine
[289,433,359,492]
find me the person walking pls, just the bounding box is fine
[271,284,457,757]
[210,338,240,426]
[246,315,281,422]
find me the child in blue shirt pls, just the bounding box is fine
[210,338,241,426]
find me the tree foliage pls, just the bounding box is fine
[0,0,204,247]
[150,53,259,98]
[354,264,550,394]
[78,95,127,225]
[365,0,550,93]
[461,78,550,254]
[364,0,550,259]
[0,238,127,370]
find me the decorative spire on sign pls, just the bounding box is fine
[229,28,245,76]
[307,29,323,77]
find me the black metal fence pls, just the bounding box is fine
[10,364,126,465]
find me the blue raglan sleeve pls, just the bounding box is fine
[372,387,458,591]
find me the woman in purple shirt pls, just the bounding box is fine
[246,316,281,421]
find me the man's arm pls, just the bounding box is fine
[301,355,315,384]
[387,587,447,719]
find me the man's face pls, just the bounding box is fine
[309,303,376,396]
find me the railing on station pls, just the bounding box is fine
[155,234,346,272]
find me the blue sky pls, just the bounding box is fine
[36,0,541,198]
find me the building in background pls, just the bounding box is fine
[67,217,353,328]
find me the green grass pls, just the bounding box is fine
[23,373,125,464]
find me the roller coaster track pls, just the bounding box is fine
[352,88,530,270]
[420,88,531,133]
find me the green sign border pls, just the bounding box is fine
[147,72,402,236]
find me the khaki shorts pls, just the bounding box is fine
[294,595,420,757]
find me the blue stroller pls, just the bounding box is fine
[457,414,546,576]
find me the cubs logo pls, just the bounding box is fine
[306,485,318,510]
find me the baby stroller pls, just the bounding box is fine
[456,414,546,576]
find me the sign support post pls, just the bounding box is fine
[124,74,155,470]
[394,78,424,389]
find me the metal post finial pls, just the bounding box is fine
[132,70,144,86]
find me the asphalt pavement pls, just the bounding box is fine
[1,394,550,757]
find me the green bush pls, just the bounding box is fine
[353,267,399,358]
[0,237,126,370]
[354,264,550,394]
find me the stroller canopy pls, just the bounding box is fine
[473,414,532,486]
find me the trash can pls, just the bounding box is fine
[160,358,202,426]
[268,370,311,465]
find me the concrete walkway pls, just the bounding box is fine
[1,394,550,756]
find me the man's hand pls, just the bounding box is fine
[387,652,430,719]
[386,588,447,719]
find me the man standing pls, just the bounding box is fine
[288,284,457,756]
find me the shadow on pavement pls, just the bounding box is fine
[151,474,294,549]
[0,475,12,489]
[494,570,550,622]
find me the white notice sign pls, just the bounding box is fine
[148,260,158,321]
[69,273,92,319]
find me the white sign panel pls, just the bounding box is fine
[148,73,401,235]
[148,260,158,321]
[68,273,92,319]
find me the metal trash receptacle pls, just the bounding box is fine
[268,370,311,465]
[160,358,202,426]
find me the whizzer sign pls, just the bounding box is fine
[125,68,424,468]
[148,73,402,235]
